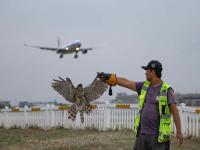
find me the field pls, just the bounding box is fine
[0,128,200,150]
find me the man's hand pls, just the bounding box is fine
[176,131,183,146]
[97,72,117,86]
[169,103,183,147]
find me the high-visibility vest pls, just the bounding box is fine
[133,81,173,142]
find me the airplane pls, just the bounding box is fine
[24,38,93,58]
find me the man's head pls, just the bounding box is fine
[141,60,163,81]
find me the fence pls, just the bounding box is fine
[0,104,200,138]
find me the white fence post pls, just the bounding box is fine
[74,112,82,129]
[104,105,111,130]
[179,103,186,136]
[63,110,68,128]
[45,104,50,129]
[4,106,9,129]
[24,105,28,128]
[50,104,55,128]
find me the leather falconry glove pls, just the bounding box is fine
[97,72,117,95]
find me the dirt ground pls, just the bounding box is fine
[0,128,199,150]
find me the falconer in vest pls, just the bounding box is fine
[98,60,183,150]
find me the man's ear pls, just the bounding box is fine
[151,70,156,76]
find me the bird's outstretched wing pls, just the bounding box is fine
[84,78,108,102]
[51,77,76,103]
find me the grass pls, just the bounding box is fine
[0,128,199,150]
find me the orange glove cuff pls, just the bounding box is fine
[105,74,117,86]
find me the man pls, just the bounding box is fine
[98,60,183,150]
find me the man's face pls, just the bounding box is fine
[145,69,154,81]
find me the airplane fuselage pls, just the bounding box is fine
[62,40,82,54]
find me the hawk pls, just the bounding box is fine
[51,77,108,123]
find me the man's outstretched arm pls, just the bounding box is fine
[116,77,137,91]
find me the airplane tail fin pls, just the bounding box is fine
[57,37,60,48]
[56,37,61,54]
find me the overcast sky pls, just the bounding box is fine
[0,0,200,104]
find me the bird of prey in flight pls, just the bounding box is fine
[52,77,108,123]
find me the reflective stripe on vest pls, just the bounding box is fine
[133,81,173,143]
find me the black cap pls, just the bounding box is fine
[141,60,163,74]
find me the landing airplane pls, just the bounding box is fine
[24,38,93,58]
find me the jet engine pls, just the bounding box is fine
[74,53,78,58]
[57,49,62,54]
[82,50,88,54]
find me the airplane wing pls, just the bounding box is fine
[24,44,66,52]
[80,48,92,54]
[80,48,93,51]
[79,48,93,54]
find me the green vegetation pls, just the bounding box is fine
[0,128,199,150]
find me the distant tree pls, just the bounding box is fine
[0,101,11,109]
[18,101,32,108]
[53,99,58,105]
[48,99,58,105]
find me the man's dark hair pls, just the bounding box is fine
[153,69,162,78]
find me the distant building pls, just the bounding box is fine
[93,100,107,104]
[111,92,200,106]
[175,93,200,106]
[0,101,11,109]
[111,93,138,104]
[19,101,33,108]
[18,99,59,108]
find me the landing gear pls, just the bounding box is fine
[60,54,63,58]
[74,53,78,59]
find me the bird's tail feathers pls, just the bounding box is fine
[68,104,77,121]
[85,103,92,114]
[68,104,92,123]
[80,111,84,123]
